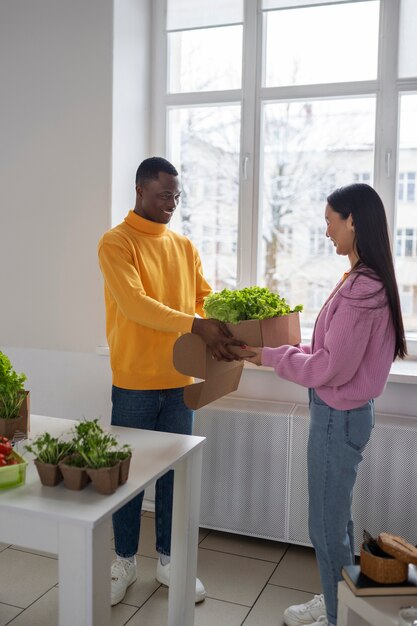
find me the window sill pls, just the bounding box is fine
[96,346,417,385]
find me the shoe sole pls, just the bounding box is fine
[111,573,137,606]
[284,614,325,626]
[156,576,206,604]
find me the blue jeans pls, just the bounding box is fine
[111,385,194,558]
[307,389,374,624]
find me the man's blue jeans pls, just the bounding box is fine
[111,385,194,558]
[307,388,374,625]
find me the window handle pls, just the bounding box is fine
[242,154,250,181]
[385,150,392,178]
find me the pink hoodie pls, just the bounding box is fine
[262,272,395,410]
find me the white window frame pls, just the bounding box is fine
[151,0,417,355]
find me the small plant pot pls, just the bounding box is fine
[0,416,24,440]
[118,455,131,485]
[86,462,120,495]
[34,459,63,487]
[59,455,90,491]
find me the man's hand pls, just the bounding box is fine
[242,346,263,366]
[191,318,242,361]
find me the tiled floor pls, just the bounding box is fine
[0,511,322,626]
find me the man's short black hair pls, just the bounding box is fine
[135,157,178,186]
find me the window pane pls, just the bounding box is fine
[168,25,242,93]
[167,0,243,31]
[264,1,379,87]
[260,98,376,329]
[399,0,417,78]
[168,105,241,290]
[395,93,417,332]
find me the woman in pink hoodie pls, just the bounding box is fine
[244,184,406,626]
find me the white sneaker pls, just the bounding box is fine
[311,618,329,626]
[284,593,326,626]
[111,558,137,606]
[156,559,206,603]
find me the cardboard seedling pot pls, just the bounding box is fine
[59,456,90,491]
[174,312,301,409]
[86,463,120,495]
[34,459,63,487]
[118,455,131,486]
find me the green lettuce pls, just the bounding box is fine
[203,287,303,324]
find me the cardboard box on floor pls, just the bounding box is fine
[173,312,301,409]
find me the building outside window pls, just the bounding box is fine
[152,0,417,335]
[398,172,416,202]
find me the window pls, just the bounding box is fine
[399,285,414,316]
[307,281,333,312]
[354,172,372,184]
[309,227,334,257]
[398,172,416,202]
[154,0,417,334]
[395,94,417,332]
[396,229,417,257]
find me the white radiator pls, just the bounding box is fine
[194,397,417,552]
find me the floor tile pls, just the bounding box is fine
[0,548,58,608]
[10,545,57,559]
[7,588,59,626]
[137,515,211,558]
[0,603,23,624]
[6,587,139,626]
[137,515,158,559]
[269,544,322,594]
[197,547,276,606]
[243,584,318,626]
[124,587,250,626]
[200,531,288,562]
[198,527,211,543]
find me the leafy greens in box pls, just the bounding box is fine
[203,286,303,324]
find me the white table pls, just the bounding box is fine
[338,580,417,626]
[0,415,205,626]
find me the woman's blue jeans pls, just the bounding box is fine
[307,389,374,624]
[111,385,194,558]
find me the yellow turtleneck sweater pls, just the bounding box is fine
[98,211,211,389]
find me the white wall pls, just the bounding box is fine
[0,0,151,420]
[112,0,151,225]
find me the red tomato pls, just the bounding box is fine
[6,459,18,465]
[0,440,12,456]
[0,454,8,467]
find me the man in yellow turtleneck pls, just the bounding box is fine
[98,156,239,607]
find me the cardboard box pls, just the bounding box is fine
[173,312,301,409]
[226,311,301,348]
[19,391,30,437]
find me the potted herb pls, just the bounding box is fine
[72,419,122,494]
[109,443,133,485]
[25,433,74,486]
[0,351,28,439]
[59,452,90,490]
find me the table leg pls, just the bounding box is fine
[338,598,348,626]
[58,518,111,626]
[168,446,204,626]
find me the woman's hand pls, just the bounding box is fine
[242,346,263,366]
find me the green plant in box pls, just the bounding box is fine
[203,286,303,324]
[0,351,27,419]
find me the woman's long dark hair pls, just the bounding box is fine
[327,183,406,360]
